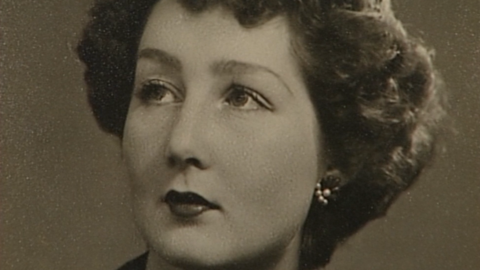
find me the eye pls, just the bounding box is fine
[136,79,182,105]
[225,84,272,111]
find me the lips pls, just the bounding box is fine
[164,190,219,218]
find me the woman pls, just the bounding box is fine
[77,0,445,269]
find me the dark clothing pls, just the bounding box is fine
[117,252,148,270]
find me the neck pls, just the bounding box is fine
[146,234,302,270]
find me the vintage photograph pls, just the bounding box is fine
[1,0,479,269]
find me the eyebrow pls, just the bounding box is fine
[137,48,292,95]
[137,48,182,71]
[213,60,293,95]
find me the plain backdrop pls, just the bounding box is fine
[1,0,479,269]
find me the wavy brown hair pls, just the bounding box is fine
[77,0,446,269]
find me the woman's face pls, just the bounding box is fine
[123,0,323,268]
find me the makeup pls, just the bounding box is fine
[164,190,220,218]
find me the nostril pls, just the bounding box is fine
[185,157,202,168]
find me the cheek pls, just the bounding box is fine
[217,113,321,227]
[122,108,174,190]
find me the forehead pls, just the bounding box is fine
[142,0,290,38]
[138,0,301,78]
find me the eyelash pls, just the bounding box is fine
[224,84,273,111]
[136,79,181,104]
[136,80,272,111]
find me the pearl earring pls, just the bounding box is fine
[315,174,341,205]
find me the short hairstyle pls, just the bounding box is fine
[77,0,446,269]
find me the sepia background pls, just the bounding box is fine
[1,0,479,269]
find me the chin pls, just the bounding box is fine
[156,242,240,270]
[143,227,235,269]
[149,231,290,270]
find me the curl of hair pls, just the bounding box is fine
[77,0,446,269]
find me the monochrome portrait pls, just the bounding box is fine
[1,0,479,269]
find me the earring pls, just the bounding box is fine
[315,173,342,205]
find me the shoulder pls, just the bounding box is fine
[117,252,149,270]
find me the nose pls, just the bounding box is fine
[166,100,211,170]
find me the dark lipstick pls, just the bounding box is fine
[164,190,219,218]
